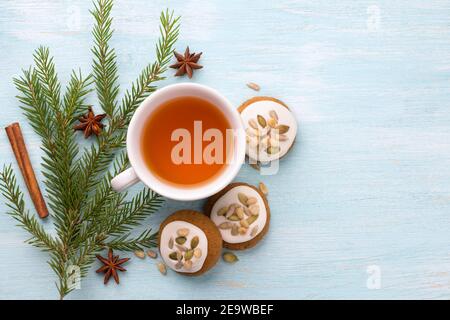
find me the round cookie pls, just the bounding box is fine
[238,96,297,163]
[205,182,270,250]
[158,210,222,276]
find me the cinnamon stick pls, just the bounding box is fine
[5,122,49,218]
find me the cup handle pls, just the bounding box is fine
[111,167,140,192]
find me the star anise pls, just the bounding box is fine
[170,46,203,78]
[73,106,106,138]
[96,249,130,285]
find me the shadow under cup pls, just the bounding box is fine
[126,83,246,201]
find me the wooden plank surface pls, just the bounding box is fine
[0,0,449,299]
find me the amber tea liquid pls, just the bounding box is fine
[141,96,232,187]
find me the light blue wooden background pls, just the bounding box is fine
[0,0,449,300]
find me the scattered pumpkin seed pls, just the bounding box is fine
[231,224,239,236]
[246,82,260,91]
[175,236,187,245]
[246,214,259,225]
[269,110,278,120]
[268,117,278,128]
[250,162,260,171]
[184,260,193,270]
[238,192,248,206]
[217,206,228,216]
[266,146,280,154]
[259,182,268,195]
[194,248,202,258]
[257,115,267,128]
[168,237,174,249]
[177,228,189,237]
[235,207,245,219]
[227,214,240,221]
[249,204,260,215]
[134,250,145,259]
[251,225,259,237]
[248,119,258,130]
[169,252,179,260]
[147,250,157,259]
[191,236,199,249]
[223,252,239,263]
[246,197,257,205]
[185,249,194,261]
[276,124,290,134]
[157,262,167,275]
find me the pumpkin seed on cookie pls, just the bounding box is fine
[169,252,178,260]
[194,248,202,258]
[246,214,259,225]
[191,236,199,249]
[175,236,187,245]
[219,222,233,229]
[185,249,194,261]
[257,115,267,128]
[177,228,189,237]
[238,193,248,206]
[217,206,228,216]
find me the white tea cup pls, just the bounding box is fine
[111,83,246,201]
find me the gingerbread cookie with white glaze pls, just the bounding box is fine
[238,96,297,163]
[158,210,222,276]
[205,182,270,250]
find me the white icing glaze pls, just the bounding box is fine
[160,221,208,273]
[210,185,267,244]
[240,99,297,162]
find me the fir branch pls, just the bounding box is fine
[106,188,164,237]
[73,151,129,246]
[49,255,70,300]
[106,229,158,251]
[31,48,92,249]
[91,0,119,117]
[14,68,55,151]
[33,46,62,117]
[119,9,180,122]
[0,165,58,251]
[74,131,125,203]
[18,51,94,292]
[13,68,65,217]
[0,164,72,299]
[34,47,79,212]
[76,153,164,245]
[63,70,94,122]
[71,237,98,279]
